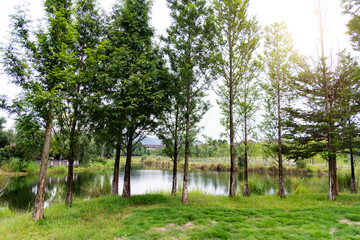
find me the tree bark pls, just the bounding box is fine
[111,134,122,195]
[122,134,133,198]
[182,86,191,204]
[32,116,53,220]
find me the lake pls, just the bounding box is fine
[0,164,329,211]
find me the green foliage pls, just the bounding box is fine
[0,117,9,148]
[14,114,43,161]
[0,146,16,161]
[2,158,29,172]
[239,175,266,195]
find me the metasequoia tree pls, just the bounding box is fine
[3,0,74,219]
[262,22,298,198]
[164,0,216,204]
[61,0,103,205]
[157,76,187,196]
[100,0,169,198]
[214,0,260,196]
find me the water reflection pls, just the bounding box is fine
[0,166,329,211]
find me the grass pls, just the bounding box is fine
[1,193,360,239]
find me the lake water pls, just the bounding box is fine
[0,165,328,211]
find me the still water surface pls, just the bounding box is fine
[0,165,327,211]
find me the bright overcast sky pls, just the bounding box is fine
[0,0,353,141]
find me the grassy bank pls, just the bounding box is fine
[1,193,360,239]
[143,158,325,176]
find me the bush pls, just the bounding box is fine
[0,146,16,161]
[2,158,29,172]
[141,155,148,161]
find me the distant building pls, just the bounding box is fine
[144,144,165,150]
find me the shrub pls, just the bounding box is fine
[0,146,16,161]
[2,158,29,172]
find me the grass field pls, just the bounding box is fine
[1,193,360,239]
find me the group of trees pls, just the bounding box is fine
[1,0,360,220]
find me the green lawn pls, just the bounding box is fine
[1,193,360,239]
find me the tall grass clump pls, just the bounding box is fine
[25,161,39,173]
[337,170,354,192]
[240,175,266,195]
[83,174,111,198]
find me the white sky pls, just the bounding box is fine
[0,0,353,141]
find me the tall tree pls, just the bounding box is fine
[214,0,260,197]
[335,51,360,194]
[101,0,169,198]
[3,0,74,219]
[262,22,298,198]
[61,0,103,205]
[164,0,216,204]
[157,75,187,196]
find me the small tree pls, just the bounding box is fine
[214,0,260,196]
[261,22,298,198]
[164,0,216,204]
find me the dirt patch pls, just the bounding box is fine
[167,223,175,227]
[339,219,360,225]
[329,228,336,235]
[181,222,194,229]
[152,227,167,232]
[122,213,132,218]
[211,220,217,225]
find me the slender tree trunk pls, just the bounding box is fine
[333,154,339,195]
[122,134,133,198]
[243,102,249,197]
[32,114,53,220]
[182,86,191,204]
[275,42,285,199]
[111,134,122,195]
[350,148,357,193]
[328,155,336,200]
[172,150,178,196]
[228,25,236,198]
[65,95,79,205]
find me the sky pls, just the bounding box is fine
[0,0,354,141]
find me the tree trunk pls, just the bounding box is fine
[328,155,336,200]
[276,41,285,199]
[243,108,249,197]
[333,155,339,195]
[32,117,53,220]
[122,134,133,198]
[182,86,191,204]
[65,99,78,205]
[172,152,178,196]
[228,27,235,198]
[350,148,357,193]
[111,134,122,195]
